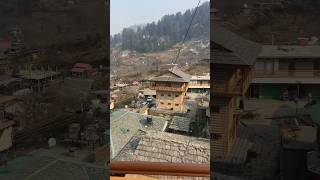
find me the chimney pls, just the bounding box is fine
[147,116,152,124]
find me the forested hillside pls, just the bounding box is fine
[111,1,209,53]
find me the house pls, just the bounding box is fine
[249,45,320,100]
[167,116,191,135]
[188,74,210,94]
[210,22,261,159]
[17,67,61,92]
[149,67,191,112]
[139,88,156,99]
[71,63,96,78]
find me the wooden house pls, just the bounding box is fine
[150,67,191,112]
[250,45,320,99]
[210,23,261,159]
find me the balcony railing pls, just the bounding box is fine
[254,70,320,78]
[151,86,187,92]
[110,161,210,177]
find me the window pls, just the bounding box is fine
[161,94,164,96]
[168,94,171,97]
[175,94,179,97]
[175,104,179,106]
[168,103,171,105]
[160,102,164,105]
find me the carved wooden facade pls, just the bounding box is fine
[210,21,261,159]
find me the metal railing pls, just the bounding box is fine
[110,161,210,177]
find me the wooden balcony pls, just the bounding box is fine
[254,70,320,78]
[151,85,187,92]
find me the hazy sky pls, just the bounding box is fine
[111,0,205,35]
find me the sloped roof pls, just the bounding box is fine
[211,23,261,65]
[169,116,191,132]
[150,67,191,83]
[0,155,107,180]
[149,75,189,83]
[116,130,210,163]
[169,66,191,81]
[110,110,169,159]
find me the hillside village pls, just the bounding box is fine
[0,0,109,179]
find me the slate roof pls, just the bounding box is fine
[149,67,191,83]
[211,23,261,65]
[0,155,107,180]
[169,66,192,81]
[149,75,189,82]
[169,116,191,132]
[259,45,320,59]
[116,130,210,164]
[110,110,169,159]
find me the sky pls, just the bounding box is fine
[111,0,206,35]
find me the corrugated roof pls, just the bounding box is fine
[259,45,320,58]
[211,23,261,65]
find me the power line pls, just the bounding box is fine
[171,0,201,66]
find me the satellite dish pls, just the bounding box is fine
[48,138,56,148]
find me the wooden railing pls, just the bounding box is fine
[254,70,320,78]
[151,86,187,92]
[110,161,210,177]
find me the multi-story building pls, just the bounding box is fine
[210,23,261,159]
[188,74,210,94]
[150,67,190,112]
[249,45,320,100]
